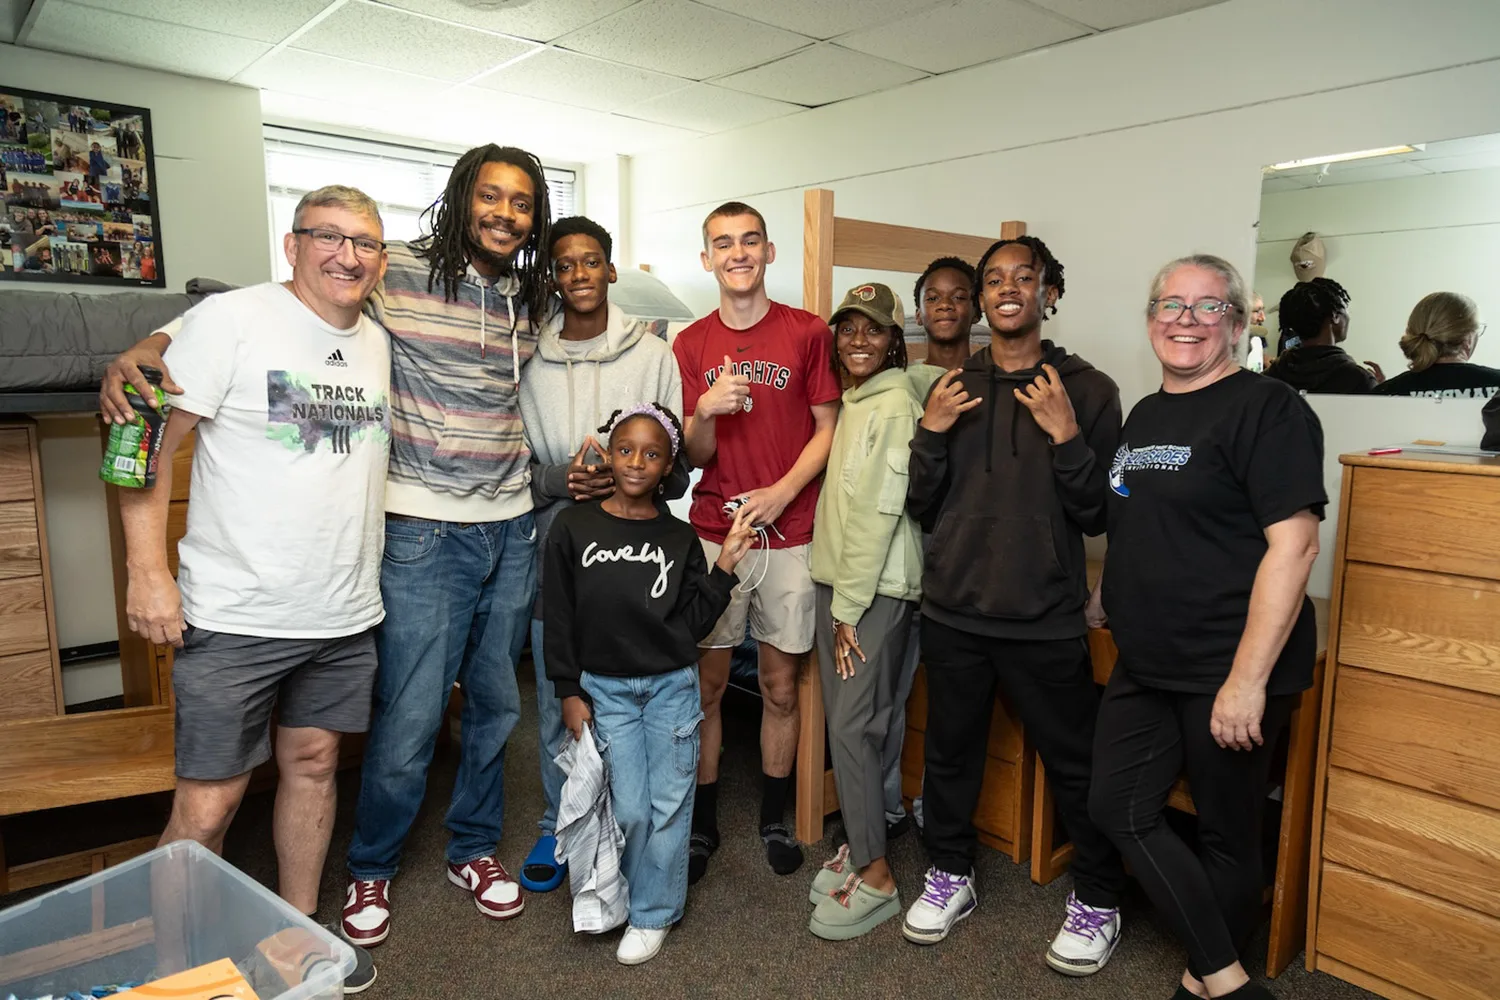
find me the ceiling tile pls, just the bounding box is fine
[472,49,688,113]
[292,2,537,83]
[838,0,1085,74]
[1408,133,1500,160]
[367,0,640,43]
[557,0,813,80]
[238,48,453,104]
[694,0,939,40]
[620,83,799,133]
[64,0,334,44]
[1314,161,1433,186]
[1,0,28,42]
[1413,151,1500,174]
[716,43,925,106]
[1259,176,1307,195]
[1026,0,1225,31]
[27,0,272,80]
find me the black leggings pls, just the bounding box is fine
[1087,668,1296,978]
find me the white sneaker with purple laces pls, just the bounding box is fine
[1045,891,1122,976]
[901,867,977,944]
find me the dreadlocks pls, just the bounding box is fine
[411,144,552,321]
[1277,277,1350,352]
[975,236,1066,316]
[913,256,977,309]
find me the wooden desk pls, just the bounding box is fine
[1306,451,1500,999]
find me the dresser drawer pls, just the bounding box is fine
[0,501,41,580]
[1329,667,1500,812]
[0,576,49,656]
[1346,466,1500,580]
[1338,562,1500,697]
[1317,863,1500,1000]
[0,650,57,721]
[0,428,33,502]
[1323,767,1500,919]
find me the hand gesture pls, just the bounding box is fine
[834,621,865,680]
[738,482,793,529]
[1362,360,1386,383]
[715,506,757,572]
[562,695,593,741]
[696,355,751,419]
[920,368,982,433]
[1013,364,1079,444]
[101,344,181,425]
[126,568,186,648]
[566,435,614,501]
[1210,677,1266,751]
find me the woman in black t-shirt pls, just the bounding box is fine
[1374,291,1500,400]
[1088,255,1325,1000]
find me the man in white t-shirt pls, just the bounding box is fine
[118,185,390,994]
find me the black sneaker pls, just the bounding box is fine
[324,922,377,994]
[886,814,913,841]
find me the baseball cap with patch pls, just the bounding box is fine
[1290,232,1327,282]
[831,282,905,331]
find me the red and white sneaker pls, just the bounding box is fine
[447,856,524,920]
[341,879,391,947]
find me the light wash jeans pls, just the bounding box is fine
[582,666,702,930]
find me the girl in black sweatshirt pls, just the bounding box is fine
[545,402,754,966]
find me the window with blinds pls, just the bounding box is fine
[263,126,577,281]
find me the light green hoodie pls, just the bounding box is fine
[810,366,931,624]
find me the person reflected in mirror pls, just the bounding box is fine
[1264,278,1379,393]
[1244,294,1269,373]
[1374,292,1499,399]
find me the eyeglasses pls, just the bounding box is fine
[293,227,386,258]
[1150,298,1240,325]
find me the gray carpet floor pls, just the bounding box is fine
[214,664,1374,1000]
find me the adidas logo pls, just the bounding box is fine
[325,349,347,368]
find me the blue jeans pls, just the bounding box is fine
[530,618,567,838]
[582,667,701,931]
[347,514,535,879]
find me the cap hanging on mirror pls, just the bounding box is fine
[1290,232,1327,282]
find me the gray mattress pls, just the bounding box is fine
[0,278,233,391]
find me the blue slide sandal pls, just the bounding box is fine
[520,835,566,892]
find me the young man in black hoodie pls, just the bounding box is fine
[904,237,1128,977]
[1264,277,1379,394]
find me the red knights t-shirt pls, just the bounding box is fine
[673,301,841,547]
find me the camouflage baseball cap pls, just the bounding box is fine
[831,282,905,331]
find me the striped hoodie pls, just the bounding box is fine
[369,241,539,522]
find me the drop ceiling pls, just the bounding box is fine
[1260,133,1500,192]
[6,0,1228,160]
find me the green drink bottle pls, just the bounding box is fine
[99,367,170,488]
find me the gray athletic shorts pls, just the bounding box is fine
[172,624,378,781]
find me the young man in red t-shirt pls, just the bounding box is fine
[673,202,841,883]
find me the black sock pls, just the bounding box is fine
[760,773,791,829]
[692,781,719,839]
[1220,984,1275,999]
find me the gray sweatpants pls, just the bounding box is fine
[881,605,923,824]
[815,585,916,869]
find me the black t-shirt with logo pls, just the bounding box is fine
[1373,362,1500,400]
[1102,370,1327,695]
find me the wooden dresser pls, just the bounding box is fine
[0,419,63,723]
[1307,451,1500,999]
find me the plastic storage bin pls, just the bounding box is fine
[0,840,353,1000]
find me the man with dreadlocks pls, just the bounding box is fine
[340,144,554,943]
[903,236,1129,975]
[1264,277,1378,394]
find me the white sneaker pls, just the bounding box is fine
[616,926,668,965]
[901,867,976,944]
[1045,892,1122,976]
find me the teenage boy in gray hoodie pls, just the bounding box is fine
[516,216,684,891]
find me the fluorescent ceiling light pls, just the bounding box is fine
[1266,145,1423,171]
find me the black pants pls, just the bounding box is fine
[920,617,1125,908]
[1088,668,1296,978]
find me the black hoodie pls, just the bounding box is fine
[907,341,1121,640]
[1264,345,1376,394]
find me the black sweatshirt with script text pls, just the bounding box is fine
[544,500,737,700]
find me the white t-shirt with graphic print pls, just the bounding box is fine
[167,282,391,638]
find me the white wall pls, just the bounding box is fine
[1255,165,1500,379]
[4,46,272,700]
[627,0,1500,598]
